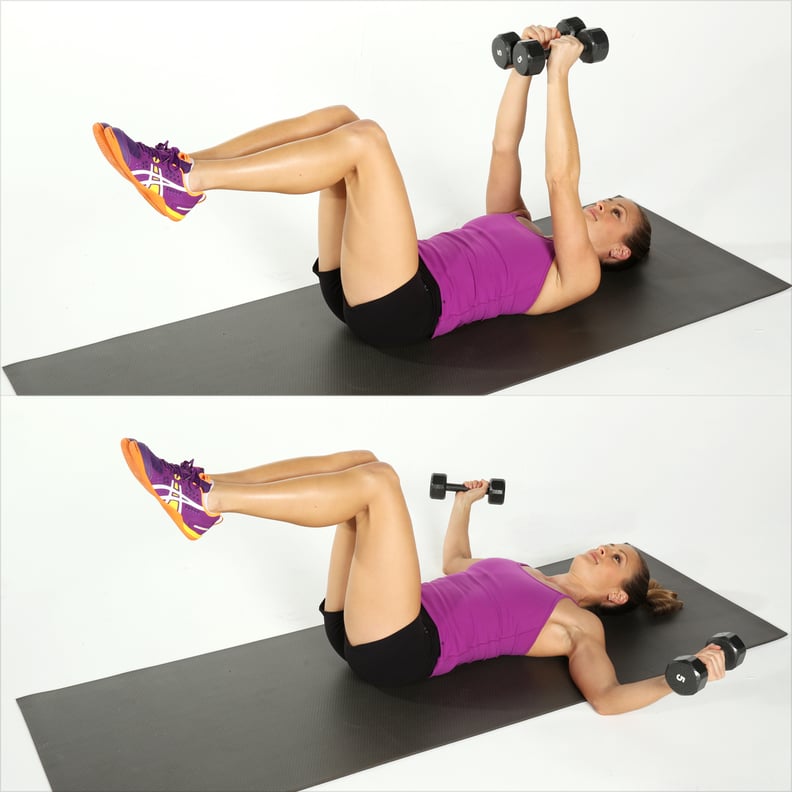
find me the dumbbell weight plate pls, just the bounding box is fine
[488,478,506,505]
[511,39,548,77]
[578,27,609,64]
[708,632,747,671]
[491,31,521,69]
[557,17,586,37]
[665,655,708,696]
[429,473,447,500]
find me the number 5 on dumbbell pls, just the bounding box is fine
[429,473,506,505]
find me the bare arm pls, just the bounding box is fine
[486,25,558,215]
[544,36,601,306]
[486,70,531,215]
[568,628,672,715]
[441,480,488,574]
[567,619,729,715]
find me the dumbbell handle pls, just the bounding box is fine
[518,31,603,63]
[444,481,475,493]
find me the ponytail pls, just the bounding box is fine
[644,578,684,616]
[599,548,684,616]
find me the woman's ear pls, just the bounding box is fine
[607,589,629,606]
[608,243,631,262]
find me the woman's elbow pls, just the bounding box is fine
[442,557,470,576]
[587,687,628,716]
[545,170,580,189]
[589,698,619,716]
[442,560,458,576]
[583,682,621,716]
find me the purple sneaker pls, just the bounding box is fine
[93,122,205,221]
[121,438,221,540]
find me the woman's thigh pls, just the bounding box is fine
[338,121,420,307]
[341,463,423,646]
[317,181,347,272]
[324,518,356,612]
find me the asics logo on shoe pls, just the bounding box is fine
[133,165,191,197]
[154,477,204,522]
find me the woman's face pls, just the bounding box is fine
[583,197,640,264]
[571,543,639,604]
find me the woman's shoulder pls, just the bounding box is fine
[552,597,603,636]
[527,593,602,658]
[512,212,553,239]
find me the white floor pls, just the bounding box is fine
[1,2,790,791]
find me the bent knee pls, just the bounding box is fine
[337,449,378,466]
[347,119,390,151]
[331,105,360,124]
[360,460,401,493]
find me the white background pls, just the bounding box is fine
[1,2,790,791]
[0,0,789,395]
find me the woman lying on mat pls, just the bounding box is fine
[94,25,651,348]
[121,441,731,714]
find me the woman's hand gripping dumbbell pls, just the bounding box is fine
[429,473,506,505]
[492,17,609,77]
[665,632,746,695]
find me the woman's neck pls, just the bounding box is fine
[542,571,595,607]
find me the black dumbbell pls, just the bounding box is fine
[492,18,585,69]
[512,23,609,76]
[429,473,506,505]
[492,17,609,77]
[664,632,747,696]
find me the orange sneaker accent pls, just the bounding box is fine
[92,122,128,181]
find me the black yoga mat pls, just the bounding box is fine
[17,549,787,792]
[4,208,789,394]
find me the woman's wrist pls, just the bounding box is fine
[509,67,532,86]
[547,66,572,85]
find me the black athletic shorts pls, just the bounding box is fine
[319,599,441,686]
[312,259,442,347]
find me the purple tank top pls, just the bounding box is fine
[420,558,571,677]
[418,213,556,338]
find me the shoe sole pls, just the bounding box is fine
[92,122,129,180]
[94,123,185,223]
[121,438,202,540]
